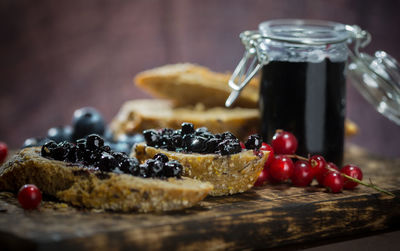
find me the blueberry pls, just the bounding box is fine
[50,141,74,161]
[219,132,236,140]
[86,134,104,150]
[218,139,241,155]
[82,149,99,166]
[96,152,117,172]
[205,138,220,153]
[195,127,209,135]
[244,134,262,150]
[181,123,194,135]
[128,158,141,176]
[161,128,174,136]
[158,135,174,150]
[148,160,164,177]
[59,142,77,162]
[164,160,183,178]
[143,129,160,147]
[171,134,182,149]
[112,152,129,171]
[119,157,139,174]
[138,163,150,178]
[41,140,58,158]
[112,151,128,161]
[153,153,169,163]
[199,132,215,140]
[47,126,72,143]
[181,134,195,151]
[190,136,207,153]
[71,107,106,141]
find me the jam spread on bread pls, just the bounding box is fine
[143,123,262,155]
[41,134,182,179]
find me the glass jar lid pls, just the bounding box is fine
[348,50,400,125]
[226,19,400,126]
[258,19,350,45]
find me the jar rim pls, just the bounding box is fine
[258,19,351,45]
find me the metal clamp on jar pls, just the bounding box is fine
[226,19,400,165]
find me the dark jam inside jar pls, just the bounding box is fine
[260,58,346,166]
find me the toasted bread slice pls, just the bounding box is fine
[0,147,213,212]
[134,63,259,108]
[133,143,268,196]
[110,99,260,141]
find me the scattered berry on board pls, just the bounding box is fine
[0,142,8,164]
[18,184,42,210]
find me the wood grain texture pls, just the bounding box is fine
[0,144,399,250]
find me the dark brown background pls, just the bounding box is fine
[1,0,400,158]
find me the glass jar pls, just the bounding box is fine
[226,19,400,166]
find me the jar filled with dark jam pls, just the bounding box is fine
[225,19,386,166]
[260,59,346,165]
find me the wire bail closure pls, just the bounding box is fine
[225,31,266,107]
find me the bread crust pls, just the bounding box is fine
[133,143,269,196]
[134,63,259,108]
[0,147,213,212]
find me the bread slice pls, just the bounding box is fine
[133,143,269,196]
[134,63,259,108]
[110,99,260,141]
[110,99,357,140]
[0,147,213,212]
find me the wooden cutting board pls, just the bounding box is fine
[0,144,399,251]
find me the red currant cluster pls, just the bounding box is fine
[253,130,363,193]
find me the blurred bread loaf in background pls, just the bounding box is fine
[134,63,259,108]
[111,63,358,139]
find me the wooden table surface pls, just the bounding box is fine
[0,144,399,251]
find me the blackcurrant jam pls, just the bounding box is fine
[260,59,346,165]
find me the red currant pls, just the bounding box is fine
[260,142,274,167]
[316,162,339,186]
[309,155,326,178]
[240,142,246,149]
[323,172,344,193]
[291,160,314,187]
[0,142,8,164]
[269,155,294,182]
[271,130,298,155]
[18,184,42,210]
[341,164,363,189]
[254,168,270,187]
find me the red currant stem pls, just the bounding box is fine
[286,153,395,196]
[324,166,395,197]
[285,154,309,161]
